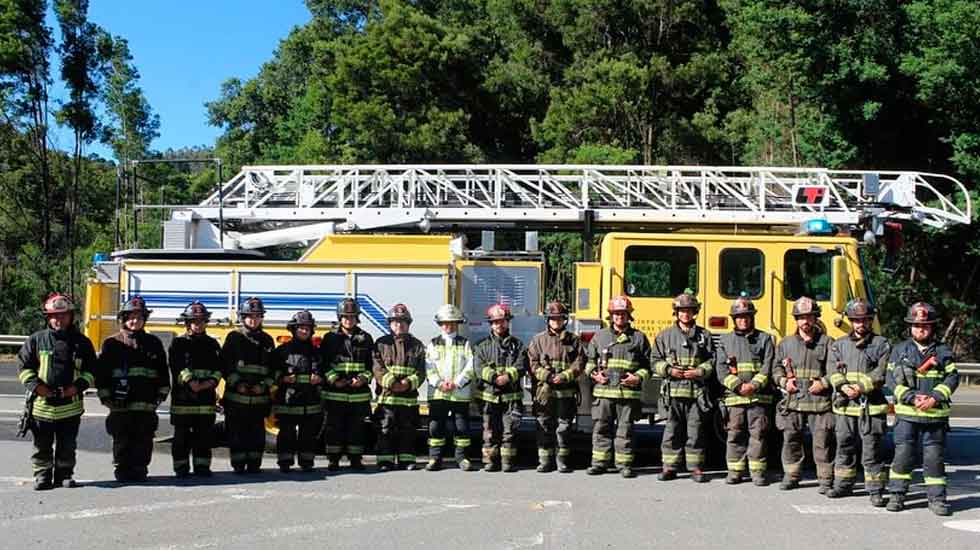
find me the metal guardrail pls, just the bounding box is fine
[0,334,27,347]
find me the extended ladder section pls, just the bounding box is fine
[192,165,971,232]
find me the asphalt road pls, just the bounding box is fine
[2,364,980,549]
[0,439,978,550]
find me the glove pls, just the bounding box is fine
[35,383,52,398]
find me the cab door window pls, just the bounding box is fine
[624,245,698,297]
[719,248,764,298]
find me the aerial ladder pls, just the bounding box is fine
[139,164,972,251]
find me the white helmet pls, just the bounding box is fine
[434,304,465,323]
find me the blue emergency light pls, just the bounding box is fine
[801,219,837,236]
[93,252,109,263]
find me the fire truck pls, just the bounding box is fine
[82,164,972,437]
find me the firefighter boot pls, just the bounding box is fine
[556,455,572,474]
[886,493,905,512]
[752,473,769,487]
[326,455,341,472]
[827,485,853,499]
[425,458,442,471]
[779,475,799,491]
[726,471,743,485]
[620,466,636,479]
[929,499,951,517]
[55,470,77,488]
[869,491,886,508]
[586,464,607,475]
[33,470,54,491]
[691,469,708,483]
[459,458,475,471]
[817,480,833,495]
[537,457,555,473]
[482,449,500,472]
[658,469,677,481]
[349,456,365,471]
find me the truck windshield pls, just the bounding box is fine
[784,249,835,301]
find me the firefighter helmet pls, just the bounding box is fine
[239,296,266,317]
[607,295,634,315]
[791,296,821,317]
[287,309,316,330]
[544,301,569,320]
[42,293,74,315]
[117,295,151,321]
[336,298,361,319]
[904,302,938,324]
[386,303,413,324]
[486,303,513,322]
[180,301,211,322]
[672,291,701,312]
[729,296,757,317]
[844,298,876,320]
[434,304,465,324]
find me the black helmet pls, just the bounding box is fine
[844,298,875,320]
[180,301,211,322]
[791,296,821,317]
[239,296,266,317]
[544,301,569,320]
[117,295,151,321]
[287,310,316,330]
[336,298,361,320]
[672,291,701,312]
[904,302,938,325]
[729,295,757,317]
[386,303,413,323]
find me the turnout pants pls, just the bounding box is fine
[535,397,576,464]
[428,399,471,462]
[591,397,639,468]
[324,401,370,460]
[661,398,707,471]
[775,410,834,483]
[226,406,267,471]
[834,414,887,493]
[482,400,523,465]
[106,411,158,479]
[277,413,323,468]
[172,414,215,474]
[889,419,948,500]
[726,404,769,477]
[376,404,419,467]
[31,416,81,482]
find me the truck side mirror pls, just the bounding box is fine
[831,256,848,313]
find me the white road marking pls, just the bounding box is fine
[500,533,545,549]
[138,503,467,550]
[944,519,980,533]
[794,504,891,515]
[1,493,265,524]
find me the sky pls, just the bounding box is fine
[48,1,312,159]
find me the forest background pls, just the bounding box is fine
[1,0,977,357]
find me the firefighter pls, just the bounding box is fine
[653,291,715,483]
[716,295,775,486]
[586,295,652,478]
[273,310,324,472]
[827,298,891,505]
[320,298,374,471]
[773,296,835,493]
[221,297,275,474]
[527,301,585,473]
[16,293,97,490]
[168,301,222,478]
[886,302,959,516]
[372,304,426,471]
[96,296,169,482]
[425,304,475,471]
[473,303,527,472]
